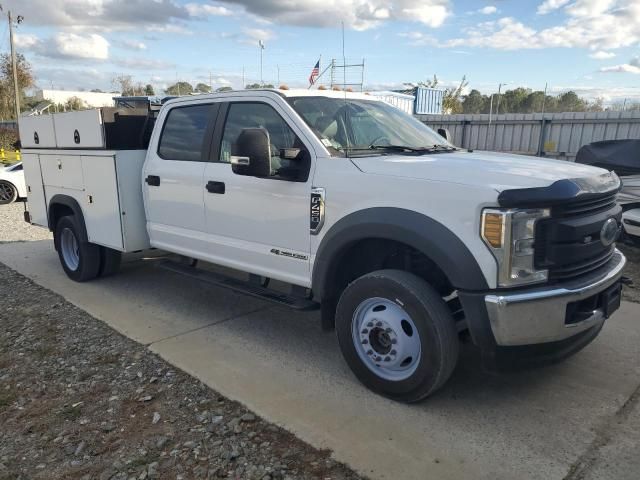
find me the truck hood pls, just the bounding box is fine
[350,150,609,192]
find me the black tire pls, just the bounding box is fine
[335,269,459,403]
[98,247,122,277]
[0,180,17,205]
[54,216,101,282]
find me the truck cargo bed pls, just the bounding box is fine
[22,149,150,253]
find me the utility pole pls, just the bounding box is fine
[3,7,24,125]
[495,83,507,115]
[258,40,265,86]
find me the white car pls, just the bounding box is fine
[0,162,26,205]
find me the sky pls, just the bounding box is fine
[5,0,640,103]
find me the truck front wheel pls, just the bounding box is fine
[54,216,101,282]
[335,269,459,402]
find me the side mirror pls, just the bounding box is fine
[232,128,272,177]
[437,128,451,143]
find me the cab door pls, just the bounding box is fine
[202,99,315,287]
[143,102,219,257]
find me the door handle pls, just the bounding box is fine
[145,175,160,187]
[206,181,225,194]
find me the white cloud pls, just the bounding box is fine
[15,0,189,30]
[52,33,110,60]
[537,0,571,15]
[185,3,233,17]
[15,34,40,49]
[566,0,616,17]
[241,27,276,44]
[429,1,640,51]
[20,32,110,60]
[590,50,616,59]
[115,39,147,51]
[600,64,640,74]
[479,6,497,15]
[218,0,451,30]
[600,57,640,74]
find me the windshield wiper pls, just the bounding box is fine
[427,144,457,152]
[367,144,427,152]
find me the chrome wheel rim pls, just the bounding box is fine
[0,183,14,202]
[60,228,80,271]
[351,297,421,381]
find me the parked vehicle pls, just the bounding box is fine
[0,162,26,205]
[19,89,627,402]
[576,140,640,245]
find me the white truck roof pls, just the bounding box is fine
[163,88,383,106]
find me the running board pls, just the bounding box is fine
[158,260,319,311]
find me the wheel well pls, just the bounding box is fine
[319,238,455,329]
[49,203,74,233]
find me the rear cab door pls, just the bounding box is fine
[142,100,220,257]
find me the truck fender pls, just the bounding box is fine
[48,194,89,243]
[312,207,488,301]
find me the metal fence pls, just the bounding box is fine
[416,111,640,160]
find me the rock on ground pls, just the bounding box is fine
[0,263,365,480]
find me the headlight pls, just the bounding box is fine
[481,208,550,287]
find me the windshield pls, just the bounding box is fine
[288,96,453,156]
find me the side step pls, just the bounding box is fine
[158,260,319,311]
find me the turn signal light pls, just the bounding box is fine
[482,212,504,248]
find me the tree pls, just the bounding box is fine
[556,91,586,112]
[0,53,35,119]
[65,96,85,111]
[165,82,193,95]
[144,84,155,96]
[90,88,104,93]
[462,89,488,114]
[245,83,274,89]
[195,83,211,93]
[216,86,233,92]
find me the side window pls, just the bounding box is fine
[219,103,300,164]
[158,104,212,161]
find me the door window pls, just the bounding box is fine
[220,103,301,169]
[158,104,213,161]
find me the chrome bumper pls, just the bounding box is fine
[485,249,626,346]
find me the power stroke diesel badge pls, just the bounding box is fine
[310,187,325,235]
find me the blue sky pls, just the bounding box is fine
[7,0,640,103]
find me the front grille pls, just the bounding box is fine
[535,191,621,282]
[551,192,618,218]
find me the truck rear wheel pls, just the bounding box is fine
[335,269,459,402]
[54,216,101,282]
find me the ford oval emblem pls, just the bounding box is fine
[600,218,619,247]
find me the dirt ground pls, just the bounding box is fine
[619,243,640,303]
[0,263,364,480]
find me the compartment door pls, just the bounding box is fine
[22,153,48,227]
[81,155,124,250]
[40,154,84,190]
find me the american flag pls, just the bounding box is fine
[308,60,320,86]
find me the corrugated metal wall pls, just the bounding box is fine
[414,87,444,115]
[416,111,640,159]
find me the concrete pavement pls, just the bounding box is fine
[1,239,639,480]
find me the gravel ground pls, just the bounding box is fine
[0,202,52,243]
[0,263,364,480]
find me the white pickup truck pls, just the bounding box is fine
[19,89,627,402]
